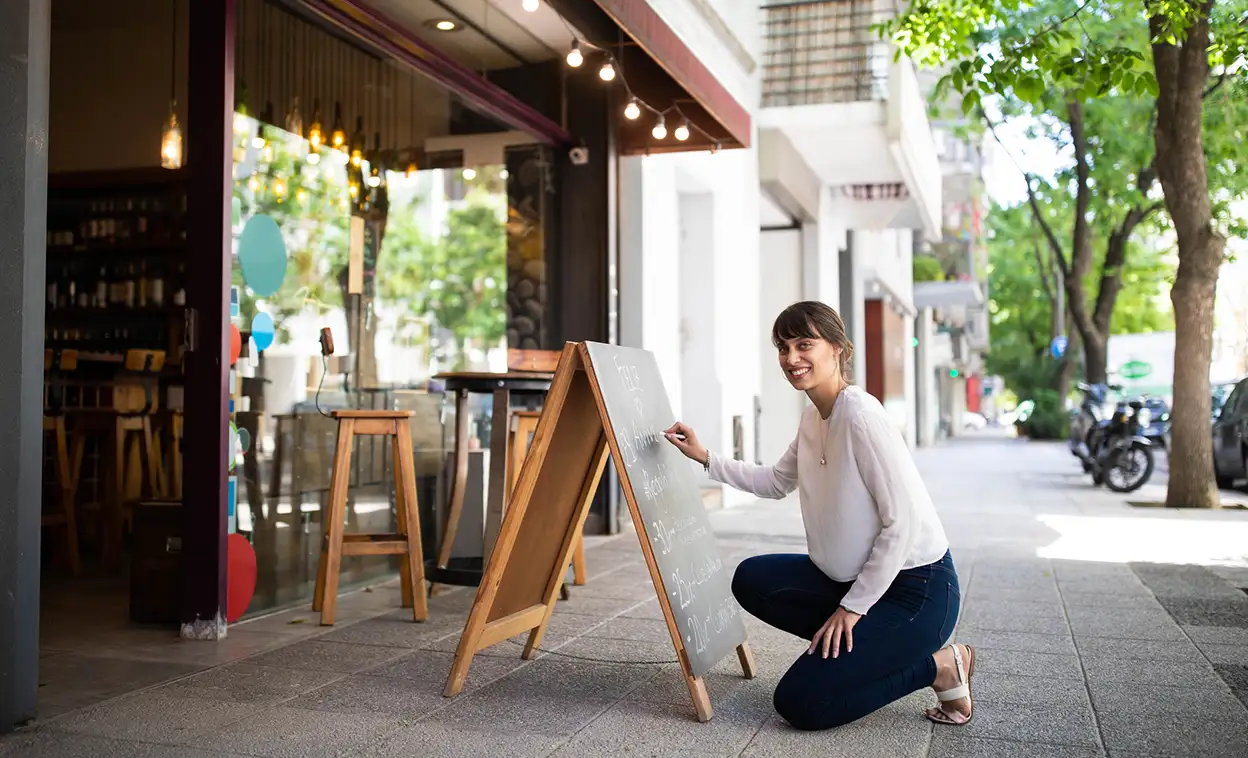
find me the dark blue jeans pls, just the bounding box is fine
[731,550,961,730]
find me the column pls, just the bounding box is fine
[840,232,867,383]
[0,0,50,731]
[915,308,936,447]
[801,186,844,308]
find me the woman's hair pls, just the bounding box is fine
[772,301,855,383]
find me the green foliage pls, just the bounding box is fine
[913,255,947,282]
[1018,388,1070,439]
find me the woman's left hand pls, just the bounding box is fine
[809,607,861,659]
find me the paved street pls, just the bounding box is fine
[5,434,1248,757]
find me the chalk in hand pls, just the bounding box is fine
[665,433,686,441]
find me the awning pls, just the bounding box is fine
[552,0,753,154]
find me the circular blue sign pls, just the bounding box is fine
[251,311,275,352]
[1050,335,1068,359]
[238,214,288,297]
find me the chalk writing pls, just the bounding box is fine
[614,356,644,393]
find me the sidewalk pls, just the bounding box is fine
[5,434,1248,757]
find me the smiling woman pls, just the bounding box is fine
[664,300,975,732]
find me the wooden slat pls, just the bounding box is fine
[330,410,413,419]
[476,604,549,650]
[341,540,409,556]
[350,418,399,436]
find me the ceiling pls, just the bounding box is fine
[360,0,576,72]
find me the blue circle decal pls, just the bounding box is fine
[238,215,288,297]
[251,311,275,352]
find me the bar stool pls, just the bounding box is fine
[313,410,427,626]
[508,410,587,587]
[106,351,167,567]
[43,349,83,575]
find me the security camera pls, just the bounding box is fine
[569,146,589,165]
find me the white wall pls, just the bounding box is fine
[759,228,804,465]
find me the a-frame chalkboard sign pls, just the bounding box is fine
[443,341,755,721]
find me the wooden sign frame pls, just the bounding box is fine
[443,342,755,722]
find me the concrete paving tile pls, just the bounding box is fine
[956,702,1100,747]
[740,699,931,758]
[960,604,1067,632]
[974,648,1085,680]
[483,659,664,702]
[1053,561,1138,580]
[547,594,647,618]
[360,724,568,758]
[1087,681,1247,719]
[1066,608,1187,641]
[1097,709,1248,757]
[564,577,661,601]
[971,671,1092,709]
[288,673,449,717]
[1074,636,1203,662]
[423,691,614,737]
[1214,664,1248,690]
[557,699,762,756]
[313,615,461,649]
[928,732,1105,758]
[954,629,1077,655]
[161,662,344,704]
[1154,597,1248,628]
[1195,643,1248,667]
[51,690,258,743]
[246,639,408,674]
[1063,592,1166,610]
[1058,578,1153,596]
[582,615,674,643]
[546,636,682,666]
[369,649,526,690]
[1080,653,1224,688]
[198,705,405,757]
[36,654,205,701]
[963,585,1063,603]
[627,662,775,710]
[620,599,668,620]
[1183,625,1248,646]
[0,730,246,758]
[955,612,1070,635]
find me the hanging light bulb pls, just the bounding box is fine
[307,99,324,149]
[367,169,382,188]
[566,40,583,67]
[273,176,288,198]
[262,142,274,163]
[296,188,308,203]
[251,130,266,150]
[652,115,667,140]
[463,167,477,181]
[674,121,690,141]
[522,0,539,10]
[599,60,616,82]
[285,96,303,138]
[160,101,183,169]
[348,181,359,198]
[405,160,418,178]
[248,175,261,192]
[330,102,347,149]
[307,151,321,165]
[624,99,641,120]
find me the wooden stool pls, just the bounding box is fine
[509,410,587,587]
[43,349,83,575]
[313,410,427,626]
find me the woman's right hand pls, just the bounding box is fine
[664,422,709,466]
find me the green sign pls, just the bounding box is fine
[1120,360,1152,380]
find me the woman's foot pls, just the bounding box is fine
[925,643,974,725]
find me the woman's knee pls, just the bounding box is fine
[731,556,771,613]
[773,669,859,731]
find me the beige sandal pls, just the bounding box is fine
[926,643,975,726]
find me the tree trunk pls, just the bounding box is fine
[1151,4,1224,508]
[1082,333,1108,385]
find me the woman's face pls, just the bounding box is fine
[776,334,841,391]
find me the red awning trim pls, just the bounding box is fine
[591,0,752,149]
[299,0,575,148]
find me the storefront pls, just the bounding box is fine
[2,0,751,730]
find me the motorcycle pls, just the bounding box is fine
[1070,382,1120,473]
[1087,399,1156,493]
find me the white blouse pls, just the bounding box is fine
[707,385,949,615]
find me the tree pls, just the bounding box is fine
[886,0,1248,507]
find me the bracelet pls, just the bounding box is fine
[703,450,711,471]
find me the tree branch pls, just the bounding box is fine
[1091,202,1158,332]
[1203,70,1229,99]
[1064,97,1097,344]
[1033,244,1057,303]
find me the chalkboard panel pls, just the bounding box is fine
[583,341,747,678]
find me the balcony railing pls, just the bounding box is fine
[761,0,893,108]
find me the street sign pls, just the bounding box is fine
[1050,335,1068,359]
[1120,360,1152,379]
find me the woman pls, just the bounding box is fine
[664,301,973,731]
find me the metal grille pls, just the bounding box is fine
[761,0,888,107]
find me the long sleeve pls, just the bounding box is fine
[706,435,799,500]
[839,412,919,615]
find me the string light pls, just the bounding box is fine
[566,40,583,67]
[307,151,321,165]
[598,61,616,81]
[674,121,690,141]
[652,116,667,140]
[522,0,539,11]
[463,167,477,180]
[624,99,641,120]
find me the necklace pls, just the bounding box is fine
[816,384,847,466]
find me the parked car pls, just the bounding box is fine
[1213,377,1248,491]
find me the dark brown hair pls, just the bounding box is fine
[771,301,854,383]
